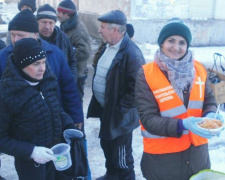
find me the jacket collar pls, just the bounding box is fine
[60,15,78,32]
[6,39,55,54]
[38,38,55,53]
[108,33,129,69]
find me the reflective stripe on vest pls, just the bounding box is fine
[141,60,208,154]
[141,129,189,139]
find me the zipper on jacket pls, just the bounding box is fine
[40,92,45,99]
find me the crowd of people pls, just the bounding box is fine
[0,0,224,180]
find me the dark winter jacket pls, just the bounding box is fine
[87,34,145,140]
[60,15,91,78]
[40,26,77,80]
[0,39,83,124]
[0,56,73,161]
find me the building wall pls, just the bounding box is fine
[215,0,225,19]
[35,0,225,46]
[37,0,77,9]
[131,0,189,19]
[128,19,225,46]
[77,0,225,20]
[77,0,131,17]
[130,0,225,20]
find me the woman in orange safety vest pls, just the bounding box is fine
[135,18,224,180]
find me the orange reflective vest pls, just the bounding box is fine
[141,60,208,154]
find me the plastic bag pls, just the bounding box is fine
[190,169,225,180]
[56,129,88,180]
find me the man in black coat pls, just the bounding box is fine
[87,10,145,180]
[36,4,78,85]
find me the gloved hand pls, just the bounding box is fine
[205,112,224,123]
[183,117,214,139]
[30,146,56,164]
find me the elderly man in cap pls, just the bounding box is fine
[0,9,83,130]
[36,4,78,87]
[5,0,36,46]
[87,10,145,180]
[57,0,91,102]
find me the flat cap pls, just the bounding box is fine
[98,10,127,25]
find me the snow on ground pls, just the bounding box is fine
[0,2,225,180]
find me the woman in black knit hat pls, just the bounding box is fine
[135,18,223,180]
[0,38,75,180]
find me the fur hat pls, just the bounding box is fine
[57,0,76,14]
[98,10,127,25]
[36,4,57,22]
[13,38,46,69]
[158,18,192,48]
[18,0,36,13]
[8,9,39,33]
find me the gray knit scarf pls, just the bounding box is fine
[155,49,195,102]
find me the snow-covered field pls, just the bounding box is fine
[0,2,225,180]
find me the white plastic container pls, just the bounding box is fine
[196,118,224,135]
[51,143,72,171]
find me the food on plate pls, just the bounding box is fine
[199,119,223,129]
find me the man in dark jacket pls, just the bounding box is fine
[87,10,145,180]
[36,4,77,83]
[57,0,91,101]
[0,10,83,127]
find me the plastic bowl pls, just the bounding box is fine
[196,118,224,135]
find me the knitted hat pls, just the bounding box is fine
[126,24,134,38]
[13,38,46,69]
[57,0,76,14]
[8,9,39,33]
[36,4,57,22]
[158,18,192,48]
[98,10,127,25]
[18,0,36,13]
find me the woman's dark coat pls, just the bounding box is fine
[0,39,83,124]
[0,56,73,161]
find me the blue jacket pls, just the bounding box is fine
[0,39,83,124]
